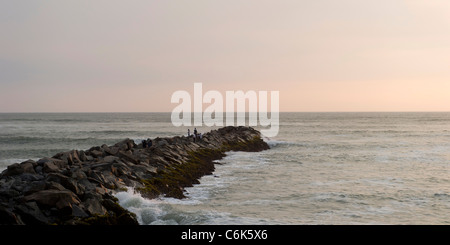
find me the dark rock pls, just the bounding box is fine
[72,204,89,218]
[18,173,42,182]
[24,190,81,210]
[108,146,120,155]
[91,162,113,171]
[131,165,155,179]
[71,168,87,180]
[53,151,81,165]
[43,161,60,173]
[77,178,96,193]
[103,155,119,163]
[0,189,21,199]
[21,160,36,174]
[90,150,104,158]
[46,181,68,191]
[88,170,107,185]
[117,151,139,165]
[23,180,47,195]
[112,162,131,176]
[117,212,139,225]
[84,198,107,215]
[14,201,49,225]
[46,173,80,195]
[114,139,135,151]
[0,204,22,225]
[70,150,82,164]
[35,166,43,174]
[79,150,87,162]
[4,163,24,176]
[101,144,112,155]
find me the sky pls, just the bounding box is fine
[1,0,449,112]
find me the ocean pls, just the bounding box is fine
[1,112,449,224]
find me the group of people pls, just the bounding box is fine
[141,127,202,148]
[141,138,153,148]
[187,128,202,142]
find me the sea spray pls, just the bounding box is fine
[115,188,170,225]
[114,187,225,225]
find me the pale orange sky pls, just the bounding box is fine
[1,0,449,112]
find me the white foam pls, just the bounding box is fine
[114,188,167,224]
[264,138,288,148]
[115,187,222,225]
[263,138,307,149]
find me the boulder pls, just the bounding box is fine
[46,173,80,195]
[38,157,67,169]
[4,163,24,176]
[43,161,60,173]
[71,204,89,218]
[23,180,47,195]
[14,201,49,225]
[117,151,139,165]
[90,150,103,158]
[70,150,82,164]
[84,198,107,215]
[71,168,87,180]
[21,161,36,174]
[0,204,22,225]
[24,190,81,210]
[103,156,119,163]
[46,181,67,191]
[114,139,135,151]
[79,150,88,162]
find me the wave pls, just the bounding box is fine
[433,193,450,199]
[263,138,306,148]
[114,187,272,225]
[0,136,106,145]
[114,188,215,225]
[81,130,141,134]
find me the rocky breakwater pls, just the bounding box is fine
[0,126,269,225]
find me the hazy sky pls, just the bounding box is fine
[1,0,449,112]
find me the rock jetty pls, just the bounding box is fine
[0,126,269,225]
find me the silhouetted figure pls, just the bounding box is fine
[193,128,198,142]
[147,138,152,148]
[142,139,147,148]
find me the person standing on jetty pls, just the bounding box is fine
[193,128,198,142]
[142,139,147,148]
[147,138,153,148]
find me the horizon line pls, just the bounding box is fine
[1,111,450,113]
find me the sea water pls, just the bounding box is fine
[1,112,449,224]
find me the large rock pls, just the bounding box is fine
[114,139,135,151]
[46,173,81,195]
[14,201,49,225]
[3,163,24,176]
[43,161,60,173]
[84,198,107,215]
[24,190,81,210]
